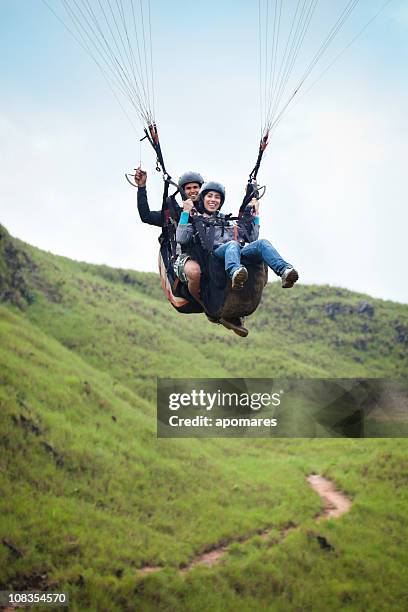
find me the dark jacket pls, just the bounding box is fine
[137,186,162,227]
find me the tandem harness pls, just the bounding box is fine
[184,210,264,320]
[191,210,256,254]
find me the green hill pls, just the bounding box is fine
[0,223,407,611]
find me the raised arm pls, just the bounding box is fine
[135,168,162,227]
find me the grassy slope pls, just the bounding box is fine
[3,223,407,392]
[0,225,407,611]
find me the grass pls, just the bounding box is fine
[0,223,407,610]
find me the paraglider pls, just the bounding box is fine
[43,0,392,336]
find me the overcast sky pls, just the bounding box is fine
[1,1,407,303]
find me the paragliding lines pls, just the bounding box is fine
[258,0,264,135]
[275,0,394,128]
[267,0,318,133]
[42,0,156,131]
[257,0,366,140]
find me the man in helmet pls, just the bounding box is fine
[135,168,203,226]
[134,168,204,304]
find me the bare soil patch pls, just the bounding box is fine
[138,474,352,574]
[307,474,352,519]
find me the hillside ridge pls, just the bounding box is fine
[1,222,407,385]
[1,222,408,610]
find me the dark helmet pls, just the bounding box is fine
[197,181,226,213]
[178,171,204,189]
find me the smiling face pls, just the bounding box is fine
[203,191,222,213]
[183,182,201,202]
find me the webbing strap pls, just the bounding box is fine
[143,123,185,199]
[160,180,170,228]
[206,224,216,252]
[143,124,167,175]
[249,131,269,181]
[193,217,210,252]
[192,215,254,253]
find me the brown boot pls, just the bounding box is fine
[219,317,249,338]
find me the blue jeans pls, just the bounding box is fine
[213,239,291,278]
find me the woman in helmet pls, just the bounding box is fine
[177,182,252,336]
[177,181,299,328]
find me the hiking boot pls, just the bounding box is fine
[220,317,249,338]
[281,267,299,288]
[231,266,248,290]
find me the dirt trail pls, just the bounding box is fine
[138,474,352,575]
[307,474,352,519]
